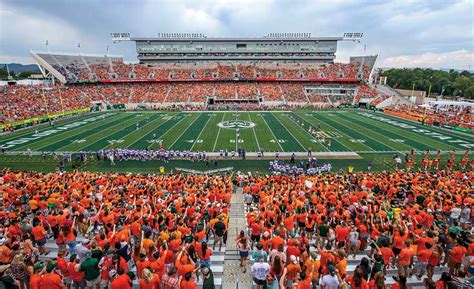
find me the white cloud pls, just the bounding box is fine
[381,50,474,70]
[0,3,97,56]
[0,55,35,65]
[1,0,473,70]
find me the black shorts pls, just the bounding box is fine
[393,247,401,256]
[36,238,47,246]
[253,278,267,286]
[298,222,306,228]
[251,234,260,242]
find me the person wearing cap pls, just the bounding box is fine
[285,255,302,288]
[40,261,66,289]
[56,249,71,289]
[75,239,91,263]
[251,242,268,263]
[30,262,45,289]
[79,251,100,289]
[212,216,226,251]
[201,266,215,289]
[319,264,340,289]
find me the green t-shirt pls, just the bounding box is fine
[318,224,329,237]
[80,258,100,281]
[449,226,461,236]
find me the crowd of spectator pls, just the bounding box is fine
[0,170,232,289]
[242,169,474,289]
[54,61,370,83]
[386,104,474,130]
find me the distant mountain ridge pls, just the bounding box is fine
[0,63,41,73]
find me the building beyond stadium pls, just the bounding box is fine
[132,33,343,64]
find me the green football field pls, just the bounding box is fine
[1,110,473,154]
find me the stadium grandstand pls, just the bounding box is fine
[1,30,474,289]
[22,36,383,118]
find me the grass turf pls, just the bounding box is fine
[0,109,472,173]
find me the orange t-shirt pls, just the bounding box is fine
[110,274,131,289]
[180,280,198,289]
[398,248,414,266]
[30,274,42,289]
[32,226,47,241]
[40,273,63,289]
[139,275,160,289]
[417,249,432,263]
[380,247,394,265]
[450,246,467,264]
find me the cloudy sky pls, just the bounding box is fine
[0,0,473,69]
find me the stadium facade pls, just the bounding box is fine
[132,34,342,64]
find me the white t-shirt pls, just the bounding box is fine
[252,262,270,281]
[450,207,462,219]
[320,274,340,289]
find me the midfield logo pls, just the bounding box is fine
[217,121,256,129]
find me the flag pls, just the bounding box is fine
[304,180,313,189]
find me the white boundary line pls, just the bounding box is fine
[287,112,329,152]
[271,112,307,152]
[303,113,355,152]
[168,113,201,149]
[51,113,141,152]
[247,112,261,151]
[259,113,284,151]
[190,113,214,151]
[147,114,189,149]
[332,113,402,152]
[125,114,176,148]
[212,113,226,152]
[80,113,156,151]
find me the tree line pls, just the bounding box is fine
[0,66,38,80]
[381,68,474,100]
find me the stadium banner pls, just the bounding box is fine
[453,126,473,134]
[100,77,360,84]
[383,109,423,122]
[1,108,91,130]
[106,104,126,110]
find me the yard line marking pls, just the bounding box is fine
[247,112,261,152]
[168,114,199,149]
[307,114,356,152]
[271,112,306,151]
[191,113,213,151]
[288,113,329,152]
[212,113,226,151]
[235,113,239,152]
[48,114,139,152]
[259,113,284,151]
[124,114,174,147]
[331,113,401,152]
[148,114,189,149]
[79,113,158,152]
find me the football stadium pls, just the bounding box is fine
[1,8,473,289]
